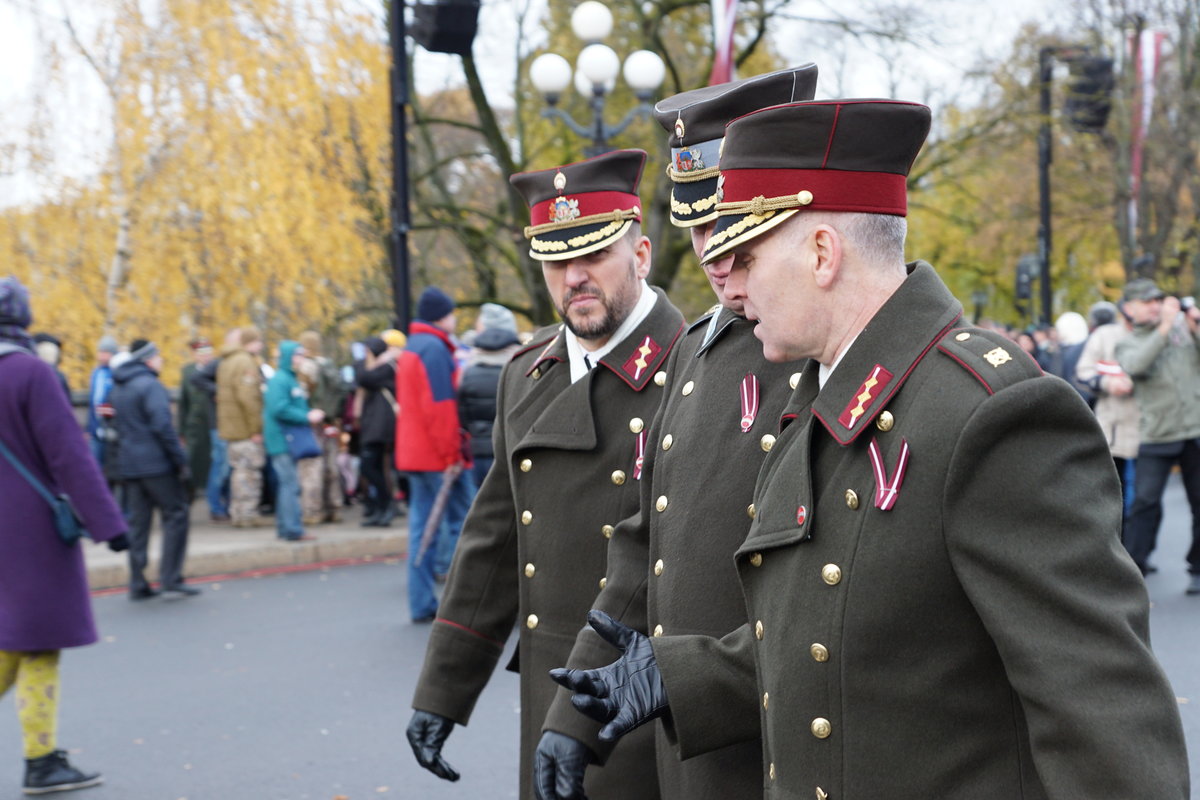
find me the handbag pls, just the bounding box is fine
[0,434,89,544]
[283,424,321,460]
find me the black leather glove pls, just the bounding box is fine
[406,710,460,781]
[549,611,668,743]
[107,533,130,553]
[533,731,595,800]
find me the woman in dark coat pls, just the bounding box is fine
[0,276,128,794]
[353,336,400,526]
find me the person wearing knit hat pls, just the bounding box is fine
[0,275,127,794]
[110,336,198,600]
[416,287,456,325]
[87,335,122,468]
[555,98,1188,800]
[535,66,817,800]
[475,303,517,336]
[408,149,685,800]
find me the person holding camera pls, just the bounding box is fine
[1116,278,1200,594]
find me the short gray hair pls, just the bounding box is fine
[788,211,907,268]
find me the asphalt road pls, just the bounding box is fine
[1,476,1197,799]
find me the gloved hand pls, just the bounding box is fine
[406,710,460,781]
[107,533,130,553]
[549,610,668,742]
[533,731,595,800]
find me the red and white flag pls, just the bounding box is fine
[708,0,739,85]
[1128,28,1167,233]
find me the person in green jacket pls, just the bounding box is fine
[263,340,325,541]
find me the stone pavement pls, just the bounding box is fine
[85,500,409,591]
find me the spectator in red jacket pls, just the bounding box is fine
[396,287,476,622]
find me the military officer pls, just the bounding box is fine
[553,100,1190,799]
[407,149,684,800]
[533,66,817,800]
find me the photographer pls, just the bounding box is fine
[1115,278,1200,594]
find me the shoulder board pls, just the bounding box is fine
[512,325,561,360]
[686,304,723,334]
[936,327,1043,395]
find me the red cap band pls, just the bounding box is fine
[721,169,908,216]
[530,191,642,226]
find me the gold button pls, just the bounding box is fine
[749,552,763,567]
[611,470,626,485]
[524,563,535,578]
[816,787,828,800]
[955,331,971,341]
[845,489,859,510]
[519,458,532,472]
[662,434,673,451]
[876,410,895,432]
[797,189,813,205]
[811,717,831,739]
[821,564,842,585]
[602,524,614,539]
[681,380,695,396]
[521,510,533,525]
[526,614,539,629]
[654,370,667,386]
[810,643,829,662]
[769,763,776,781]
[599,577,607,589]
[653,624,663,637]
[629,417,644,434]
[760,434,776,452]
[747,503,756,519]
[789,372,802,390]
[762,691,769,709]
[656,495,668,512]
[654,559,664,576]
[754,620,764,640]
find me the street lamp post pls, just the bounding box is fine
[529,1,665,157]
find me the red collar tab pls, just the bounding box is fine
[837,364,894,430]
[621,335,663,383]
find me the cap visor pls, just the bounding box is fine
[701,209,798,264]
[529,219,634,262]
[669,179,720,228]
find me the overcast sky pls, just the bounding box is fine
[0,0,1063,206]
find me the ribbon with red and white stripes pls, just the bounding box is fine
[740,373,759,433]
[633,430,647,481]
[708,0,739,85]
[867,437,910,512]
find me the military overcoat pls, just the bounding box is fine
[544,308,805,799]
[413,288,684,799]
[653,263,1189,799]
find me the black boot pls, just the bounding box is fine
[374,502,399,528]
[23,750,102,795]
[360,507,383,527]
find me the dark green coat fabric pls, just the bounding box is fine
[544,307,806,799]
[653,263,1189,800]
[178,362,212,492]
[413,288,684,800]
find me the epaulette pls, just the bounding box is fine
[512,324,561,360]
[936,327,1043,396]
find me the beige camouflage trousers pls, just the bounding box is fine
[227,438,265,524]
[300,433,341,520]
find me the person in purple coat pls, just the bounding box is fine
[0,275,130,795]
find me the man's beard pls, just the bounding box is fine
[558,263,640,342]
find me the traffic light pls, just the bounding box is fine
[1016,254,1038,301]
[412,0,481,56]
[1064,55,1114,133]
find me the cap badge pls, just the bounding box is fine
[674,146,706,174]
[553,170,567,191]
[550,195,581,224]
[674,117,685,139]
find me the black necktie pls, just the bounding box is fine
[583,354,594,371]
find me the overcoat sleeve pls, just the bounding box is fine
[943,377,1188,798]
[1115,328,1167,377]
[411,363,520,724]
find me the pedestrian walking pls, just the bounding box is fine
[263,340,324,541]
[216,327,267,528]
[407,150,684,799]
[1116,277,1200,592]
[0,275,129,794]
[554,99,1189,799]
[178,338,215,505]
[534,65,817,800]
[110,339,199,600]
[395,287,476,616]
